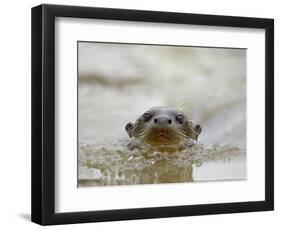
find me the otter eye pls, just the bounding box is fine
[143,112,152,122]
[176,114,184,124]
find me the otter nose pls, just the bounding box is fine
[154,115,172,125]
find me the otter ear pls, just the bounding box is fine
[194,124,202,135]
[186,122,202,141]
[125,122,134,137]
[192,124,202,140]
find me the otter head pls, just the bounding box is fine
[125,106,202,152]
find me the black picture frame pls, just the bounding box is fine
[31,4,274,225]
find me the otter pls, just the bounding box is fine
[125,106,202,153]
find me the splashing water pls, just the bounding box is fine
[78,141,246,187]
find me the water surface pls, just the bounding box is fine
[78,142,246,186]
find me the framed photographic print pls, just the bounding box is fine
[31,4,274,225]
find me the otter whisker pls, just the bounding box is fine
[177,130,195,142]
[132,128,147,137]
[177,130,193,139]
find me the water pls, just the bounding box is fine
[78,42,246,187]
[78,142,245,186]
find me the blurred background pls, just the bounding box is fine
[78,42,246,146]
